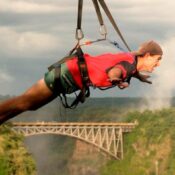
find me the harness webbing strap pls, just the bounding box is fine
[92,0,104,26]
[98,0,131,51]
[76,0,84,40]
[76,47,90,86]
[77,0,83,29]
[76,47,90,104]
[49,47,90,109]
[92,0,107,36]
[64,47,90,108]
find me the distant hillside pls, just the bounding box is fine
[0,95,151,123]
[1,95,175,122]
[0,124,36,175]
[100,108,175,175]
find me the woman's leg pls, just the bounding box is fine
[0,78,57,124]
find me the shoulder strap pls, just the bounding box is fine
[71,47,90,105]
[76,47,90,87]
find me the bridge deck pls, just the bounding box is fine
[12,121,138,127]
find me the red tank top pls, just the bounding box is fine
[66,52,136,89]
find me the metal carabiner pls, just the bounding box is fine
[76,28,84,41]
[99,24,107,37]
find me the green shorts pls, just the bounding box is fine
[44,68,56,92]
[44,63,79,94]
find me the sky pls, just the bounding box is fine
[0,0,175,99]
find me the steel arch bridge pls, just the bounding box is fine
[12,122,137,160]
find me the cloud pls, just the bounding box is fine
[0,0,174,96]
[103,0,175,43]
[0,0,75,14]
[0,69,14,83]
[0,27,63,58]
[0,68,15,94]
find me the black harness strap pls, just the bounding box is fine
[92,0,104,26]
[76,47,90,101]
[77,0,83,30]
[92,0,107,37]
[76,0,84,40]
[48,47,90,109]
[63,47,90,108]
[76,47,90,86]
[98,0,131,51]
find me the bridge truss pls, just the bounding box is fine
[12,122,137,159]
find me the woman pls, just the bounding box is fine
[0,40,163,124]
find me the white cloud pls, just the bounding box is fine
[0,69,15,95]
[0,69,14,83]
[105,0,175,24]
[0,27,62,58]
[1,0,174,21]
[0,0,74,14]
[0,0,175,96]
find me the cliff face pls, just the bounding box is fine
[68,140,107,175]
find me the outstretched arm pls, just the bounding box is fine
[0,78,57,125]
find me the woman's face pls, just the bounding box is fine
[142,53,162,73]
